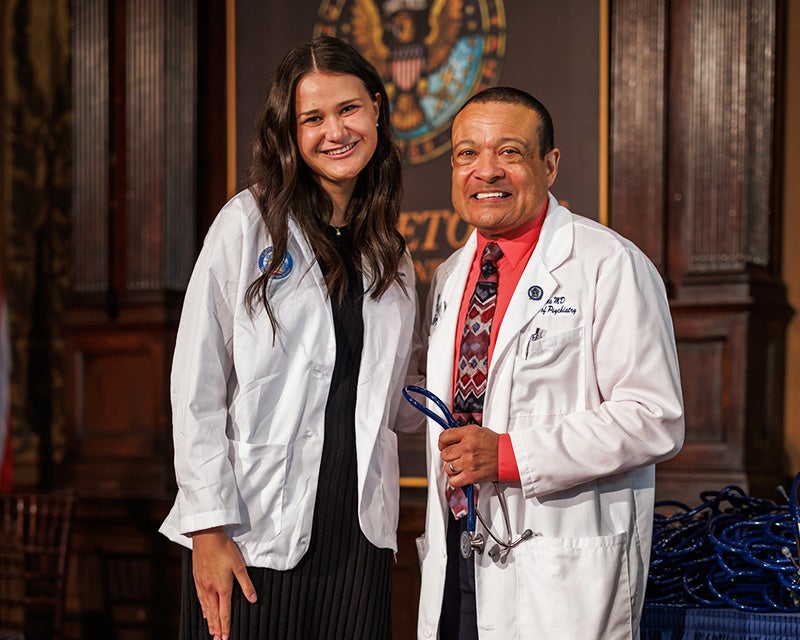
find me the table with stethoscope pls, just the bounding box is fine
[641,469,800,637]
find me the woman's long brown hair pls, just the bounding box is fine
[244,36,406,332]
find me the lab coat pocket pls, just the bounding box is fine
[515,532,632,640]
[228,375,282,440]
[227,440,288,543]
[510,326,584,416]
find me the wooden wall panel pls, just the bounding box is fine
[124,0,196,291]
[73,0,196,297]
[126,0,165,290]
[669,313,746,467]
[609,0,667,273]
[674,336,726,444]
[66,0,195,482]
[72,0,110,293]
[164,0,198,289]
[64,1,197,636]
[610,0,790,503]
[68,337,163,461]
[667,0,776,282]
[2,0,72,487]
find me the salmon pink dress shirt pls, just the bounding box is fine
[452,202,547,482]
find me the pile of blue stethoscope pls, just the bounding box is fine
[402,385,536,561]
[647,471,800,612]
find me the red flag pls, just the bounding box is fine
[0,268,11,491]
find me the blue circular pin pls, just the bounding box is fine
[528,285,543,301]
[258,246,293,280]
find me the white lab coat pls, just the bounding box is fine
[159,189,421,569]
[417,194,684,640]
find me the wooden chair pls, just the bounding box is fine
[0,491,76,640]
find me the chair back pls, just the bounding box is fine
[0,491,76,640]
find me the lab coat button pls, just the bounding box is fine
[310,366,323,379]
[423,628,432,638]
[304,429,313,438]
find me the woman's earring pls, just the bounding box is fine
[376,121,380,128]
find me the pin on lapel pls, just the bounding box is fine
[528,285,543,301]
[258,246,294,279]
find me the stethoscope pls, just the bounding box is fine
[402,385,537,560]
[647,472,800,612]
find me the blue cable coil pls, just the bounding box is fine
[646,471,800,613]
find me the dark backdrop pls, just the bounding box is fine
[233,0,601,478]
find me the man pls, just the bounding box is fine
[416,87,685,639]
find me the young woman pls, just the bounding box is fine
[160,36,421,640]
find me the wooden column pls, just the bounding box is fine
[610,0,792,503]
[64,1,198,636]
[67,0,196,497]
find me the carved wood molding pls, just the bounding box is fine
[610,0,784,292]
[610,0,791,502]
[72,0,197,300]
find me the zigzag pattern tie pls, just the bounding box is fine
[447,241,503,519]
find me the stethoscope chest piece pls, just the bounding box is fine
[461,530,485,559]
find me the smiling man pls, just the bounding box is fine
[416,87,685,640]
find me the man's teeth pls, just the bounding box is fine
[475,192,508,199]
[326,143,356,156]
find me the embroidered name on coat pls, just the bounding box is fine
[540,295,577,316]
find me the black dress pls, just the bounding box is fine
[180,225,393,639]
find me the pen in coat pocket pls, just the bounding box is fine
[525,327,543,359]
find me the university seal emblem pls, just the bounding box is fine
[314,0,506,164]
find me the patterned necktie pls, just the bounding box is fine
[447,241,503,519]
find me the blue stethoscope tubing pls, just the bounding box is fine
[401,384,476,534]
[647,471,800,612]
[401,384,536,560]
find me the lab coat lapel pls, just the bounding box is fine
[286,217,328,297]
[490,199,575,386]
[358,253,416,414]
[427,233,478,403]
[360,272,399,392]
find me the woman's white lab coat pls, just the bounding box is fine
[159,189,420,569]
[417,195,685,640]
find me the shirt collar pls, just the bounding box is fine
[475,200,548,269]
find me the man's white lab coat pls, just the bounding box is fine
[417,194,684,639]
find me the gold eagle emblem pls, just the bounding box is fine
[351,0,463,131]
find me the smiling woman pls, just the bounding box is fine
[294,71,381,224]
[159,35,424,640]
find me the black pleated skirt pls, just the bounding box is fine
[179,226,393,640]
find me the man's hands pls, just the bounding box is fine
[191,527,257,640]
[439,424,499,485]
